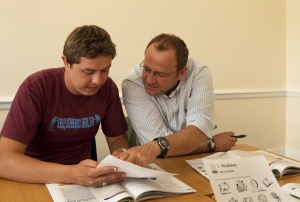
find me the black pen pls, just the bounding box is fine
[233,134,247,138]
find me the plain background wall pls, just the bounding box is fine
[286,0,300,160]
[0,0,298,161]
[0,0,286,94]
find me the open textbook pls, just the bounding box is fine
[186,150,300,178]
[281,183,300,202]
[46,164,196,202]
[203,156,288,202]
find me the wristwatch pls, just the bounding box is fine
[153,137,169,158]
[207,138,215,152]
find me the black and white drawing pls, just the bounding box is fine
[257,194,268,202]
[251,178,266,192]
[250,178,258,188]
[270,192,282,201]
[236,180,247,192]
[219,181,231,194]
[227,197,238,202]
[242,196,253,202]
[262,177,273,187]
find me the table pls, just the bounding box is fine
[278,175,300,186]
[0,178,53,202]
[0,144,298,202]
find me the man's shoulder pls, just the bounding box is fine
[23,67,63,86]
[185,58,210,77]
[187,58,206,70]
[122,66,144,87]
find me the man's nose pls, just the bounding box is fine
[146,72,157,84]
[92,73,102,85]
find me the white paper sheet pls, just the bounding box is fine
[203,156,288,202]
[186,150,241,179]
[97,155,177,178]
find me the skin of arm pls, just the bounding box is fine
[115,126,208,166]
[0,137,126,186]
[116,125,236,167]
[106,134,130,154]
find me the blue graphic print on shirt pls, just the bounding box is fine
[47,114,101,131]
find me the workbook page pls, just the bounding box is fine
[203,156,288,202]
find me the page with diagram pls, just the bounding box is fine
[203,156,288,202]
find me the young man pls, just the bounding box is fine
[121,34,238,159]
[0,25,150,187]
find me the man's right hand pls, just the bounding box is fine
[0,137,126,187]
[213,131,237,152]
[69,159,126,187]
[113,141,160,168]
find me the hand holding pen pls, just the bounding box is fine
[213,125,247,139]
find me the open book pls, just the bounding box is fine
[281,183,300,201]
[46,164,195,202]
[186,150,300,178]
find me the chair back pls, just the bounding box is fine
[125,116,138,147]
[90,138,98,161]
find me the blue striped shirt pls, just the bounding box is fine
[122,58,215,144]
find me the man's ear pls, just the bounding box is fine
[61,55,69,69]
[178,66,187,80]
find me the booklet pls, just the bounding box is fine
[203,156,288,202]
[186,150,300,178]
[281,183,300,201]
[46,164,196,202]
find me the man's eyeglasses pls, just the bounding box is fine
[139,60,177,79]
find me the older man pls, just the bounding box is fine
[121,33,237,160]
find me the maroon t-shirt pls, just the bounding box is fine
[0,67,127,164]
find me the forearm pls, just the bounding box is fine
[164,125,210,157]
[0,152,71,184]
[106,134,131,154]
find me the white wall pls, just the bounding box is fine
[286,0,300,160]
[0,0,285,94]
[0,0,296,161]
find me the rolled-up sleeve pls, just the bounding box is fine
[185,65,215,138]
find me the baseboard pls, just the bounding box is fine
[214,89,286,100]
[267,147,300,161]
[0,97,12,111]
[285,147,300,161]
[266,147,286,156]
[286,90,300,98]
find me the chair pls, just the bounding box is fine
[125,116,138,147]
[90,138,98,161]
[90,116,136,161]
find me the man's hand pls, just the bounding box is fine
[113,141,160,168]
[69,159,126,187]
[213,131,237,152]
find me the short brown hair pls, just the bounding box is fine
[145,34,189,71]
[63,25,116,65]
